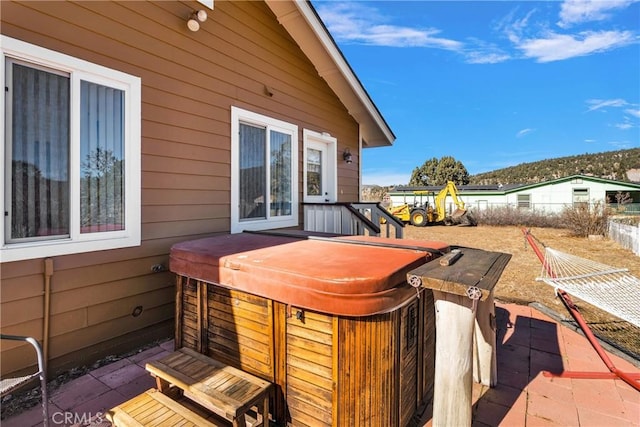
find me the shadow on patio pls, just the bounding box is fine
[423,303,639,427]
[2,303,639,427]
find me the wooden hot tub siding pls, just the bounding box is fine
[175,275,435,426]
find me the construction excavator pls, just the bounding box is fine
[384,181,477,227]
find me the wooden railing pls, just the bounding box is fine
[303,202,404,238]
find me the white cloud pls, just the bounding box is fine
[608,140,633,148]
[317,2,515,64]
[613,115,637,130]
[315,2,463,50]
[465,51,511,64]
[558,0,640,28]
[463,39,511,64]
[584,139,597,143]
[584,101,638,132]
[586,98,628,112]
[516,128,535,138]
[500,8,539,44]
[500,2,638,63]
[615,122,634,130]
[316,1,637,65]
[516,30,635,62]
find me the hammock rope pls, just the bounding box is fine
[537,247,640,328]
[523,228,640,392]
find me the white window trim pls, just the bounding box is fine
[230,107,298,234]
[572,188,590,206]
[1,36,141,262]
[303,129,337,203]
[517,193,531,209]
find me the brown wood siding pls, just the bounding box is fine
[399,301,419,427]
[285,308,334,426]
[337,313,400,427]
[1,0,360,377]
[174,277,438,425]
[205,286,274,380]
[178,278,199,351]
[176,278,275,381]
[420,290,436,405]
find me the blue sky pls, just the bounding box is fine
[312,0,640,185]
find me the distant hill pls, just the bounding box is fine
[469,148,640,185]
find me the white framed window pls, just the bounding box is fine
[573,188,589,207]
[303,129,336,203]
[1,36,141,262]
[517,194,531,209]
[230,107,298,233]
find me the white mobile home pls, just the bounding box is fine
[389,175,640,215]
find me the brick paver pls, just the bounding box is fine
[3,303,638,427]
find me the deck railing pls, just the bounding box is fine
[303,202,404,238]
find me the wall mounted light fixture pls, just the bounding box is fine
[187,9,208,32]
[343,148,353,164]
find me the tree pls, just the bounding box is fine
[408,157,438,186]
[615,191,632,205]
[409,156,469,186]
[81,147,120,178]
[80,148,124,229]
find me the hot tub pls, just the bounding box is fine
[170,232,449,426]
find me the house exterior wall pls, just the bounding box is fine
[388,177,640,216]
[0,0,361,377]
[501,179,640,212]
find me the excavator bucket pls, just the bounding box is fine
[451,208,466,219]
[446,209,477,226]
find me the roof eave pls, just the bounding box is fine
[265,0,395,148]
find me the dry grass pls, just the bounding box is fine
[405,224,640,358]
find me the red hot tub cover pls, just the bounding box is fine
[170,233,449,316]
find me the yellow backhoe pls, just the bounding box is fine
[429,181,476,226]
[385,203,429,226]
[384,181,476,227]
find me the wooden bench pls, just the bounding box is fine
[106,388,219,426]
[145,347,271,427]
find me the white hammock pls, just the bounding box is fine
[537,247,640,328]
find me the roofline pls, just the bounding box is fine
[506,174,640,193]
[264,0,395,148]
[389,175,640,196]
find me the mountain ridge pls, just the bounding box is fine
[469,148,640,185]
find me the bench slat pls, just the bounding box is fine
[107,389,219,427]
[146,347,271,423]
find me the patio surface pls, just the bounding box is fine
[3,302,639,427]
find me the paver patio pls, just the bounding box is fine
[3,303,639,427]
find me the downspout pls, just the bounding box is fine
[43,257,53,373]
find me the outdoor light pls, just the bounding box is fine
[187,9,208,32]
[343,148,353,164]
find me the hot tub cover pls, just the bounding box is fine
[170,233,449,316]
